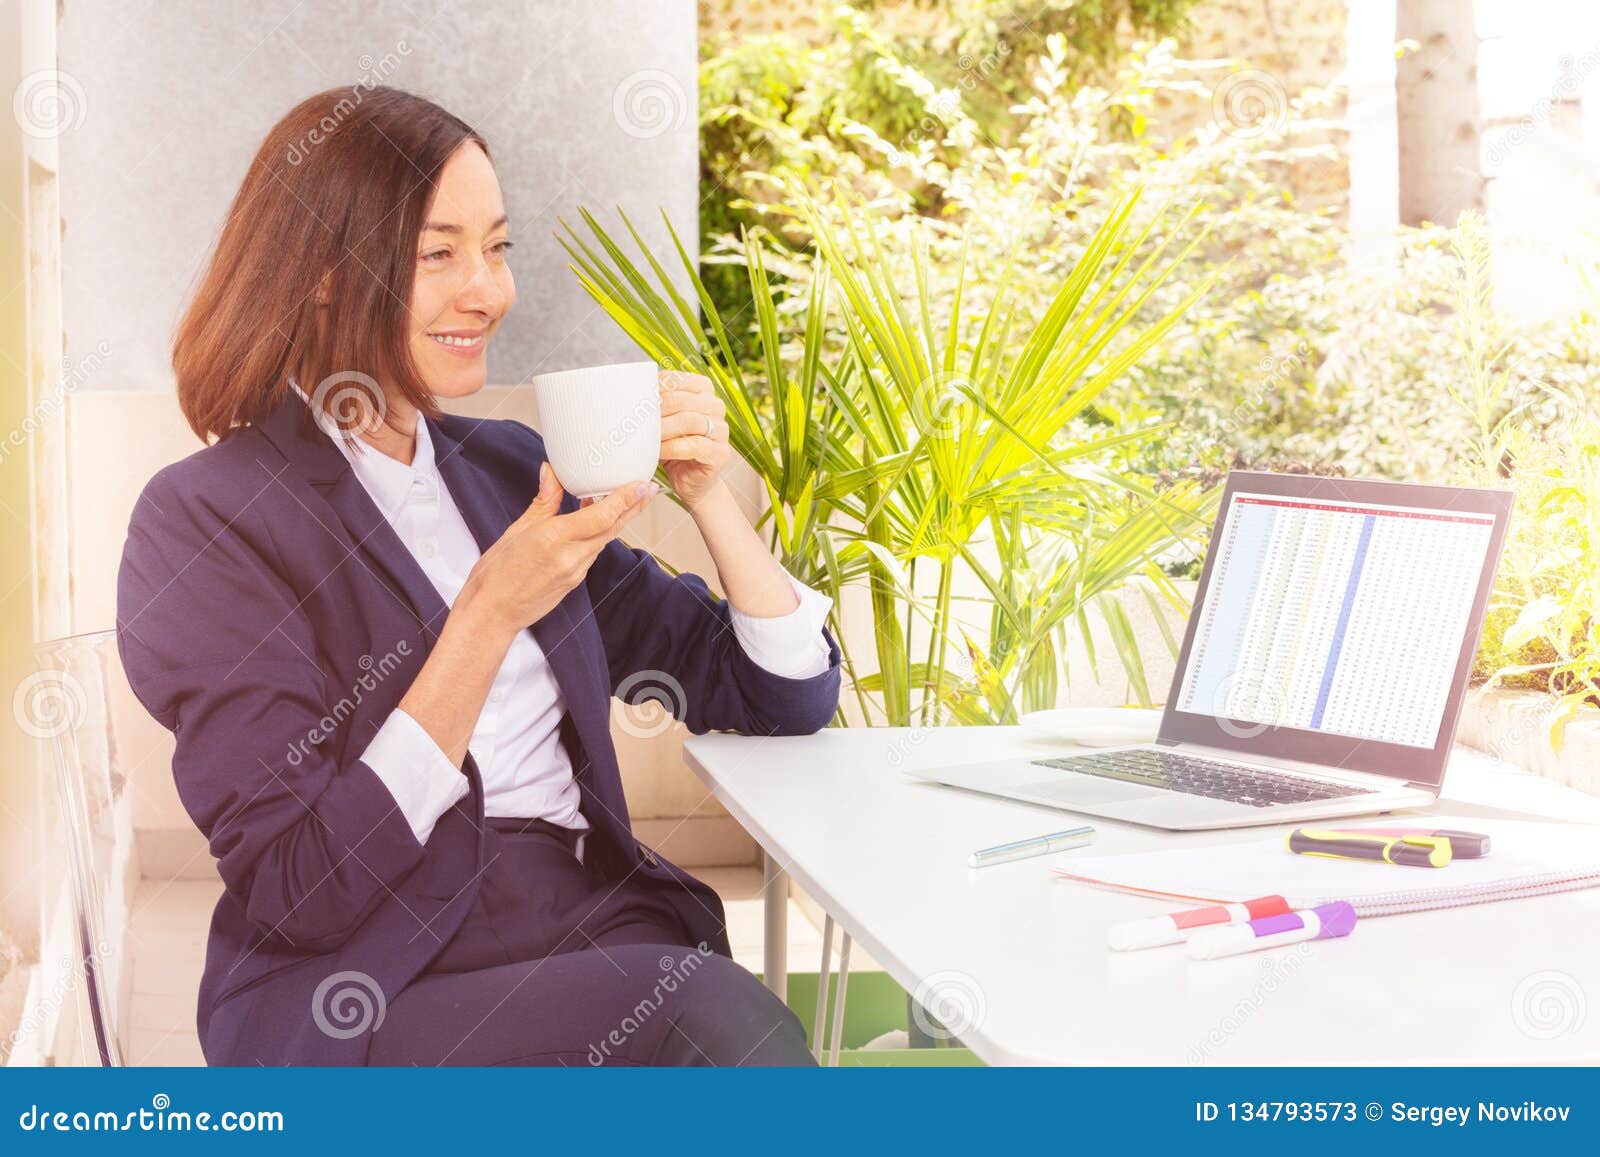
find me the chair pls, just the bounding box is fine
[31,630,131,1066]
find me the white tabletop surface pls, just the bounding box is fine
[683,726,1600,1066]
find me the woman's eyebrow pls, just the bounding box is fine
[423,214,509,234]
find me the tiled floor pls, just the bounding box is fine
[122,867,876,1066]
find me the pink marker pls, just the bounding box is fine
[1106,895,1291,951]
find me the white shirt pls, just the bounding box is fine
[316,408,833,849]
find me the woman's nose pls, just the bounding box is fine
[456,261,506,317]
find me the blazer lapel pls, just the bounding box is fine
[427,414,598,698]
[319,470,453,643]
[255,393,451,644]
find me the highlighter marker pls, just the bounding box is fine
[1106,895,1291,951]
[1356,827,1490,858]
[1287,829,1452,868]
[1187,901,1359,960]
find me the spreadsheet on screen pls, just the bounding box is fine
[1176,492,1496,749]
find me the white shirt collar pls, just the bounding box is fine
[290,380,437,518]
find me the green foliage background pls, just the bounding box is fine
[680,1,1600,715]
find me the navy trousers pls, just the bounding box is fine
[366,818,814,1067]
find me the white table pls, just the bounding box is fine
[683,726,1600,1065]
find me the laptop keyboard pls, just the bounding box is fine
[1025,749,1375,808]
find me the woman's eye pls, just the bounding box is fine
[419,248,451,264]
[489,240,514,258]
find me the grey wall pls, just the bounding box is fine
[58,0,698,390]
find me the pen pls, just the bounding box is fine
[1287,829,1452,868]
[968,825,1095,868]
[1107,895,1291,951]
[1187,901,1359,960]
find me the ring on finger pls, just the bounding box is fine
[701,413,713,437]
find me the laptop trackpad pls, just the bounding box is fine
[1012,773,1160,806]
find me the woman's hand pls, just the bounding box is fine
[458,462,655,639]
[659,369,731,509]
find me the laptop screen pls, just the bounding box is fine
[1161,474,1511,786]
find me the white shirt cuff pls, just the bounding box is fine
[729,570,833,680]
[358,708,470,846]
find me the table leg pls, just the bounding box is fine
[828,933,853,1067]
[762,848,787,1001]
[812,915,834,1061]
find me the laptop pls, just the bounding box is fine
[907,471,1513,830]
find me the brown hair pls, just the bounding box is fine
[173,86,486,441]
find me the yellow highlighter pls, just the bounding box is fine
[1287,828,1453,868]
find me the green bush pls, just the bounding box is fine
[695,12,1600,716]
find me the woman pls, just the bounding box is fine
[116,86,839,1067]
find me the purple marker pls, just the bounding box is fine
[1185,902,1358,960]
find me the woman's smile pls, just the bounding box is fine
[427,327,488,357]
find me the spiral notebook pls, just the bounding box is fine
[1053,817,1600,917]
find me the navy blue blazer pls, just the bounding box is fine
[116,393,840,1066]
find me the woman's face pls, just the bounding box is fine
[407,142,516,399]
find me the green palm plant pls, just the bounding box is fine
[559,187,1216,728]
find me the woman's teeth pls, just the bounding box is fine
[431,334,483,348]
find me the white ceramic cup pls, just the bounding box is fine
[530,360,661,499]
